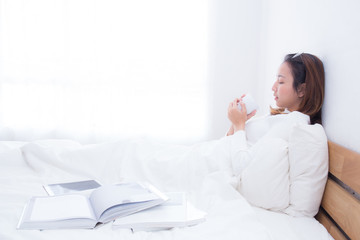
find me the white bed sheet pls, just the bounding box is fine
[0,139,333,240]
[253,207,334,240]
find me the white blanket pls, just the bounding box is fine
[0,138,331,240]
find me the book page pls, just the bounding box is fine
[30,195,96,221]
[89,182,160,220]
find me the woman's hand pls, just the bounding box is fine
[227,96,256,133]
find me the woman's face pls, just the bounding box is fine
[272,62,304,111]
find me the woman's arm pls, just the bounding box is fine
[227,97,257,175]
[228,130,252,176]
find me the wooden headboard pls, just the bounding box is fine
[316,141,360,240]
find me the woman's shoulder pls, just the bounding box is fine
[287,111,310,123]
[247,110,310,129]
[266,111,310,137]
[271,110,310,125]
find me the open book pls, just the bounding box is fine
[17,182,168,230]
[112,192,206,231]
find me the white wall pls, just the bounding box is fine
[207,0,263,139]
[260,0,360,152]
[208,0,360,153]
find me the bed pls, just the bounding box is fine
[316,141,360,240]
[0,133,352,240]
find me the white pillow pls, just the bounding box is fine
[239,138,290,210]
[284,123,328,217]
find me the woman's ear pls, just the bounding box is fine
[297,83,306,98]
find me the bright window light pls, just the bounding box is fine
[0,0,208,143]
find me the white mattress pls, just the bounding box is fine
[0,139,333,240]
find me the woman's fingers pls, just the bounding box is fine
[233,99,238,106]
[239,101,247,113]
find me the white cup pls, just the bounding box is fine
[237,94,258,114]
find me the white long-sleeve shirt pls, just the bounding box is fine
[228,111,310,176]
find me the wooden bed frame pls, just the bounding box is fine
[316,141,360,240]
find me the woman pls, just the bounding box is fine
[226,53,325,175]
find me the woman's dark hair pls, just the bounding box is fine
[271,53,325,124]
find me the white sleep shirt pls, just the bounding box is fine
[228,111,310,176]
